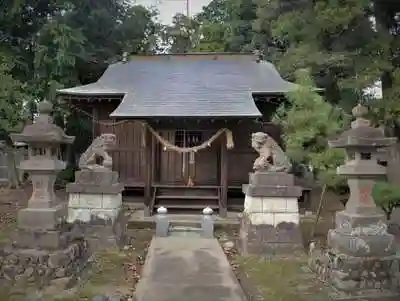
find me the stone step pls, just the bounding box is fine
[169,226,203,233]
[168,226,204,238]
[169,219,202,228]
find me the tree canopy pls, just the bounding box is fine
[0,0,160,132]
[0,0,399,157]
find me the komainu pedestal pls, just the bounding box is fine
[66,134,126,249]
[309,104,400,299]
[240,172,303,254]
[239,132,303,255]
[0,100,89,288]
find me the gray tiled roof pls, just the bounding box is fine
[58,54,297,118]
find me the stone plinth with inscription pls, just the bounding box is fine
[0,101,89,288]
[309,104,400,299]
[66,134,126,248]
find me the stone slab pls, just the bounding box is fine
[17,205,66,231]
[248,172,295,186]
[134,237,246,301]
[12,229,69,250]
[73,170,119,185]
[66,183,124,194]
[243,184,302,198]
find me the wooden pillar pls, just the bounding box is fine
[220,137,228,217]
[144,127,153,216]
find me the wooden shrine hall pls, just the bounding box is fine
[57,53,298,216]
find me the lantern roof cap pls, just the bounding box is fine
[10,100,75,144]
[329,103,396,149]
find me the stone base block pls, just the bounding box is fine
[248,172,295,186]
[243,184,302,198]
[73,169,120,185]
[67,192,122,223]
[309,248,400,299]
[328,228,396,258]
[238,213,303,255]
[66,183,124,194]
[69,211,128,250]
[246,212,299,226]
[328,210,397,257]
[12,229,70,250]
[17,205,66,231]
[335,209,386,229]
[67,170,124,194]
[244,195,300,225]
[0,239,89,287]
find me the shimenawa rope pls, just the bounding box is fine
[69,104,235,153]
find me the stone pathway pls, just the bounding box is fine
[134,236,246,301]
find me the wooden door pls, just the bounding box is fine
[158,130,218,185]
[159,130,184,184]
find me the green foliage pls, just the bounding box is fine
[192,0,256,52]
[0,53,32,135]
[0,0,160,147]
[372,181,400,220]
[164,13,201,53]
[370,69,400,129]
[65,110,92,166]
[273,69,350,189]
[251,0,399,113]
[56,166,77,186]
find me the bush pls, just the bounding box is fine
[56,166,76,187]
[372,181,400,220]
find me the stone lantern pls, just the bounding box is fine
[0,101,89,287]
[10,100,75,230]
[309,104,400,297]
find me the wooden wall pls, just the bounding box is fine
[99,121,145,186]
[72,100,146,186]
[72,100,283,188]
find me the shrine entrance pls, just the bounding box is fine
[157,129,220,187]
[174,130,203,185]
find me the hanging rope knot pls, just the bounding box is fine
[225,129,234,149]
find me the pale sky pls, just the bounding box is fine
[133,0,212,24]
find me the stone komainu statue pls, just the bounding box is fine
[251,132,291,172]
[79,133,116,170]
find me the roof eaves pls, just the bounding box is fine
[56,84,127,97]
[109,113,262,119]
